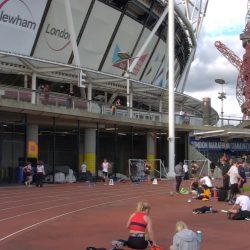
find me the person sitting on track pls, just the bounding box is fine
[112,201,157,249]
[126,201,156,248]
[169,221,200,250]
[189,177,200,195]
[227,190,250,220]
[193,176,212,201]
[199,175,213,190]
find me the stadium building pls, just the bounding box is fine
[0,0,223,184]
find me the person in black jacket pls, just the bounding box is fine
[220,160,230,190]
[238,161,247,192]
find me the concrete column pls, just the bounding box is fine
[147,132,156,169]
[26,124,38,159]
[84,128,96,174]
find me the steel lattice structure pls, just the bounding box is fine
[215,0,250,119]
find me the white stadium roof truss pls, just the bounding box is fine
[0,0,212,119]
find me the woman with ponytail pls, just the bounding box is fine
[125,201,156,249]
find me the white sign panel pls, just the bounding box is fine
[141,40,166,87]
[131,28,158,80]
[77,1,120,70]
[0,0,47,55]
[102,15,142,76]
[34,0,91,64]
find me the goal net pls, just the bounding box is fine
[128,159,167,181]
[184,159,210,178]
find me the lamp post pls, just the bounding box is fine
[117,52,133,118]
[215,79,227,126]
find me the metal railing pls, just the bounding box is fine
[0,84,243,127]
[0,85,87,111]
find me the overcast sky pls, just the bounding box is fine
[184,0,247,119]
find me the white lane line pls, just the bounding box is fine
[0,183,133,205]
[0,190,148,222]
[0,184,167,211]
[0,187,167,222]
[0,189,168,242]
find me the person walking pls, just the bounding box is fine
[101,158,111,185]
[43,84,50,104]
[80,162,87,181]
[238,161,247,192]
[23,162,32,187]
[174,162,183,193]
[183,161,189,180]
[111,98,121,115]
[210,161,216,179]
[36,160,45,187]
[220,159,230,190]
[227,159,244,204]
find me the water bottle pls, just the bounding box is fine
[196,230,202,242]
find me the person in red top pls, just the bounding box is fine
[126,201,156,249]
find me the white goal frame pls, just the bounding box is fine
[128,159,167,180]
[184,159,210,177]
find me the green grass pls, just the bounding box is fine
[243,186,250,192]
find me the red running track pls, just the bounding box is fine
[0,180,249,250]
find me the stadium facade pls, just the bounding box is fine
[0,0,216,183]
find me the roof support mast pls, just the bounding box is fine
[167,0,176,178]
[64,0,86,99]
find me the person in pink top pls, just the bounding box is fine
[101,158,111,185]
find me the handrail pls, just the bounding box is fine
[0,84,242,127]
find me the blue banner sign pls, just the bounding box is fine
[190,139,250,151]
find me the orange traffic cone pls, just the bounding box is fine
[213,189,218,199]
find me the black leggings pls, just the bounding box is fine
[175,176,182,192]
[229,183,239,202]
[36,173,44,187]
[127,236,149,249]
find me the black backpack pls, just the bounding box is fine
[217,188,228,201]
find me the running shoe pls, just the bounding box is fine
[111,240,125,249]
